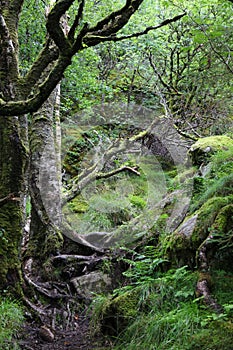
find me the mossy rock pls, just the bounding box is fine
[101,289,139,335]
[211,204,233,233]
[166,196,232,267]
[189,135,233,166]
[191,196,232,245]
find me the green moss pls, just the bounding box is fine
[129,195,146,209]
[165,196,232,267]
[211,204,233,233]
[189,135,233,166]
[0,203,23,294]
[69,196,89,213]
[191,196,232,244]
[102,289,139,335]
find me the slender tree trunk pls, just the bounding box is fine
[28,84,63,263]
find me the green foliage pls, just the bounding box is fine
[94,264,200,349]
[61,0,233,137]
[129,195,146,209]
[114,302,201,350]
[18,0,47,73]
[0,298,24,350]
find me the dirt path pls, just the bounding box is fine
[19,316,112,350]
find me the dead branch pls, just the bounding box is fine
[63,119,159,203]
[96,165,140,179]
[50,254,106,267]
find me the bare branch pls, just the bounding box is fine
[84,13,186,46]
[63,119,158,203]
[96,165,140,180]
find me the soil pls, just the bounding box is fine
[18,315,113,350]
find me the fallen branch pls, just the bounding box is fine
[96,165,140,179]
[50,254,106,267]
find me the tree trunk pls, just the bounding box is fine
[28,84,63,263]
[0,116,26,293]
[0,5,26,293]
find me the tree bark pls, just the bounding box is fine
[0,116,26,292]
[28,84,63,261]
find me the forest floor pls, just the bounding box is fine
[18,316,112,350]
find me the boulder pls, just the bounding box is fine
[71,271,112,299]
[189,135,233,166]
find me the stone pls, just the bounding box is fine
[71,271,112,299]
[39,325,55,342]
[176,214,198,238]
[189,135,233,166]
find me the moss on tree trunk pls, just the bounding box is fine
[0,117,25,294]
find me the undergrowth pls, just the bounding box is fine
[91,247,233,350]
[0,298,24,350]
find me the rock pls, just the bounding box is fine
[71,271,112,299]
[101,288,140,335]
[176,214,198,238]
[189,135,233,166]
[39,325,55,342]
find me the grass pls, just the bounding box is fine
[91,251,233,350]
[0,298,24,350]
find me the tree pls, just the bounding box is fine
[0,0,185,293]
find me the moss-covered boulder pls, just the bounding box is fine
[101,289,140,335]
[189,135,233,166]
[166,196,233,267]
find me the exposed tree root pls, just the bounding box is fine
[50,253,106,266]
[23,258,70,299]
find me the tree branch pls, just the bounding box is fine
[96,165,140,180]
[0,193,20,207]
[86,0,144,36]
[84,13,186,46]
[68,0,85,41]
[63,119,158,203]
[46,0,74,52]
[20,39,59,98]
[0,2,185,116]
